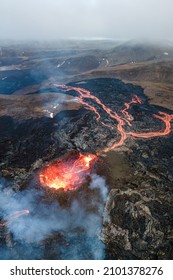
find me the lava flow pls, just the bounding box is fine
[40,83,173,191]
[55,83,173,153]
[0,210,29,227]
[39,153,96,191]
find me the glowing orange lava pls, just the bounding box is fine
[39,153,96,191]
[55,83,173,153]
[0,210,30,227]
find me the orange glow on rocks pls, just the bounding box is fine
[39,153,97,191]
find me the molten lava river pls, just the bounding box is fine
[39,82,173,191]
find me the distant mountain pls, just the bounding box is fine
[97,41,173,66]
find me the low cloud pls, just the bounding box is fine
[0,0,172,41]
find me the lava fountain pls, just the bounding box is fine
[39,153,97,191]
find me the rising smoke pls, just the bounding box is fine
[0,174,108,259]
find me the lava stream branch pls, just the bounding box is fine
[54,84,173,152]
[56,84,127,151]
[121,95,142,126]
[128,112,173,138]
[0,210,30,227]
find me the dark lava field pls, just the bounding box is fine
[0,41,173,260]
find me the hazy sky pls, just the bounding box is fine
[0,0,172,41]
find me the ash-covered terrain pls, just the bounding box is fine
[0,40,173,260]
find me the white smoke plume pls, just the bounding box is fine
[89,174,108,202]
[0,174,108,260]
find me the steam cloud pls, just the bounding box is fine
[0,174,108,260]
